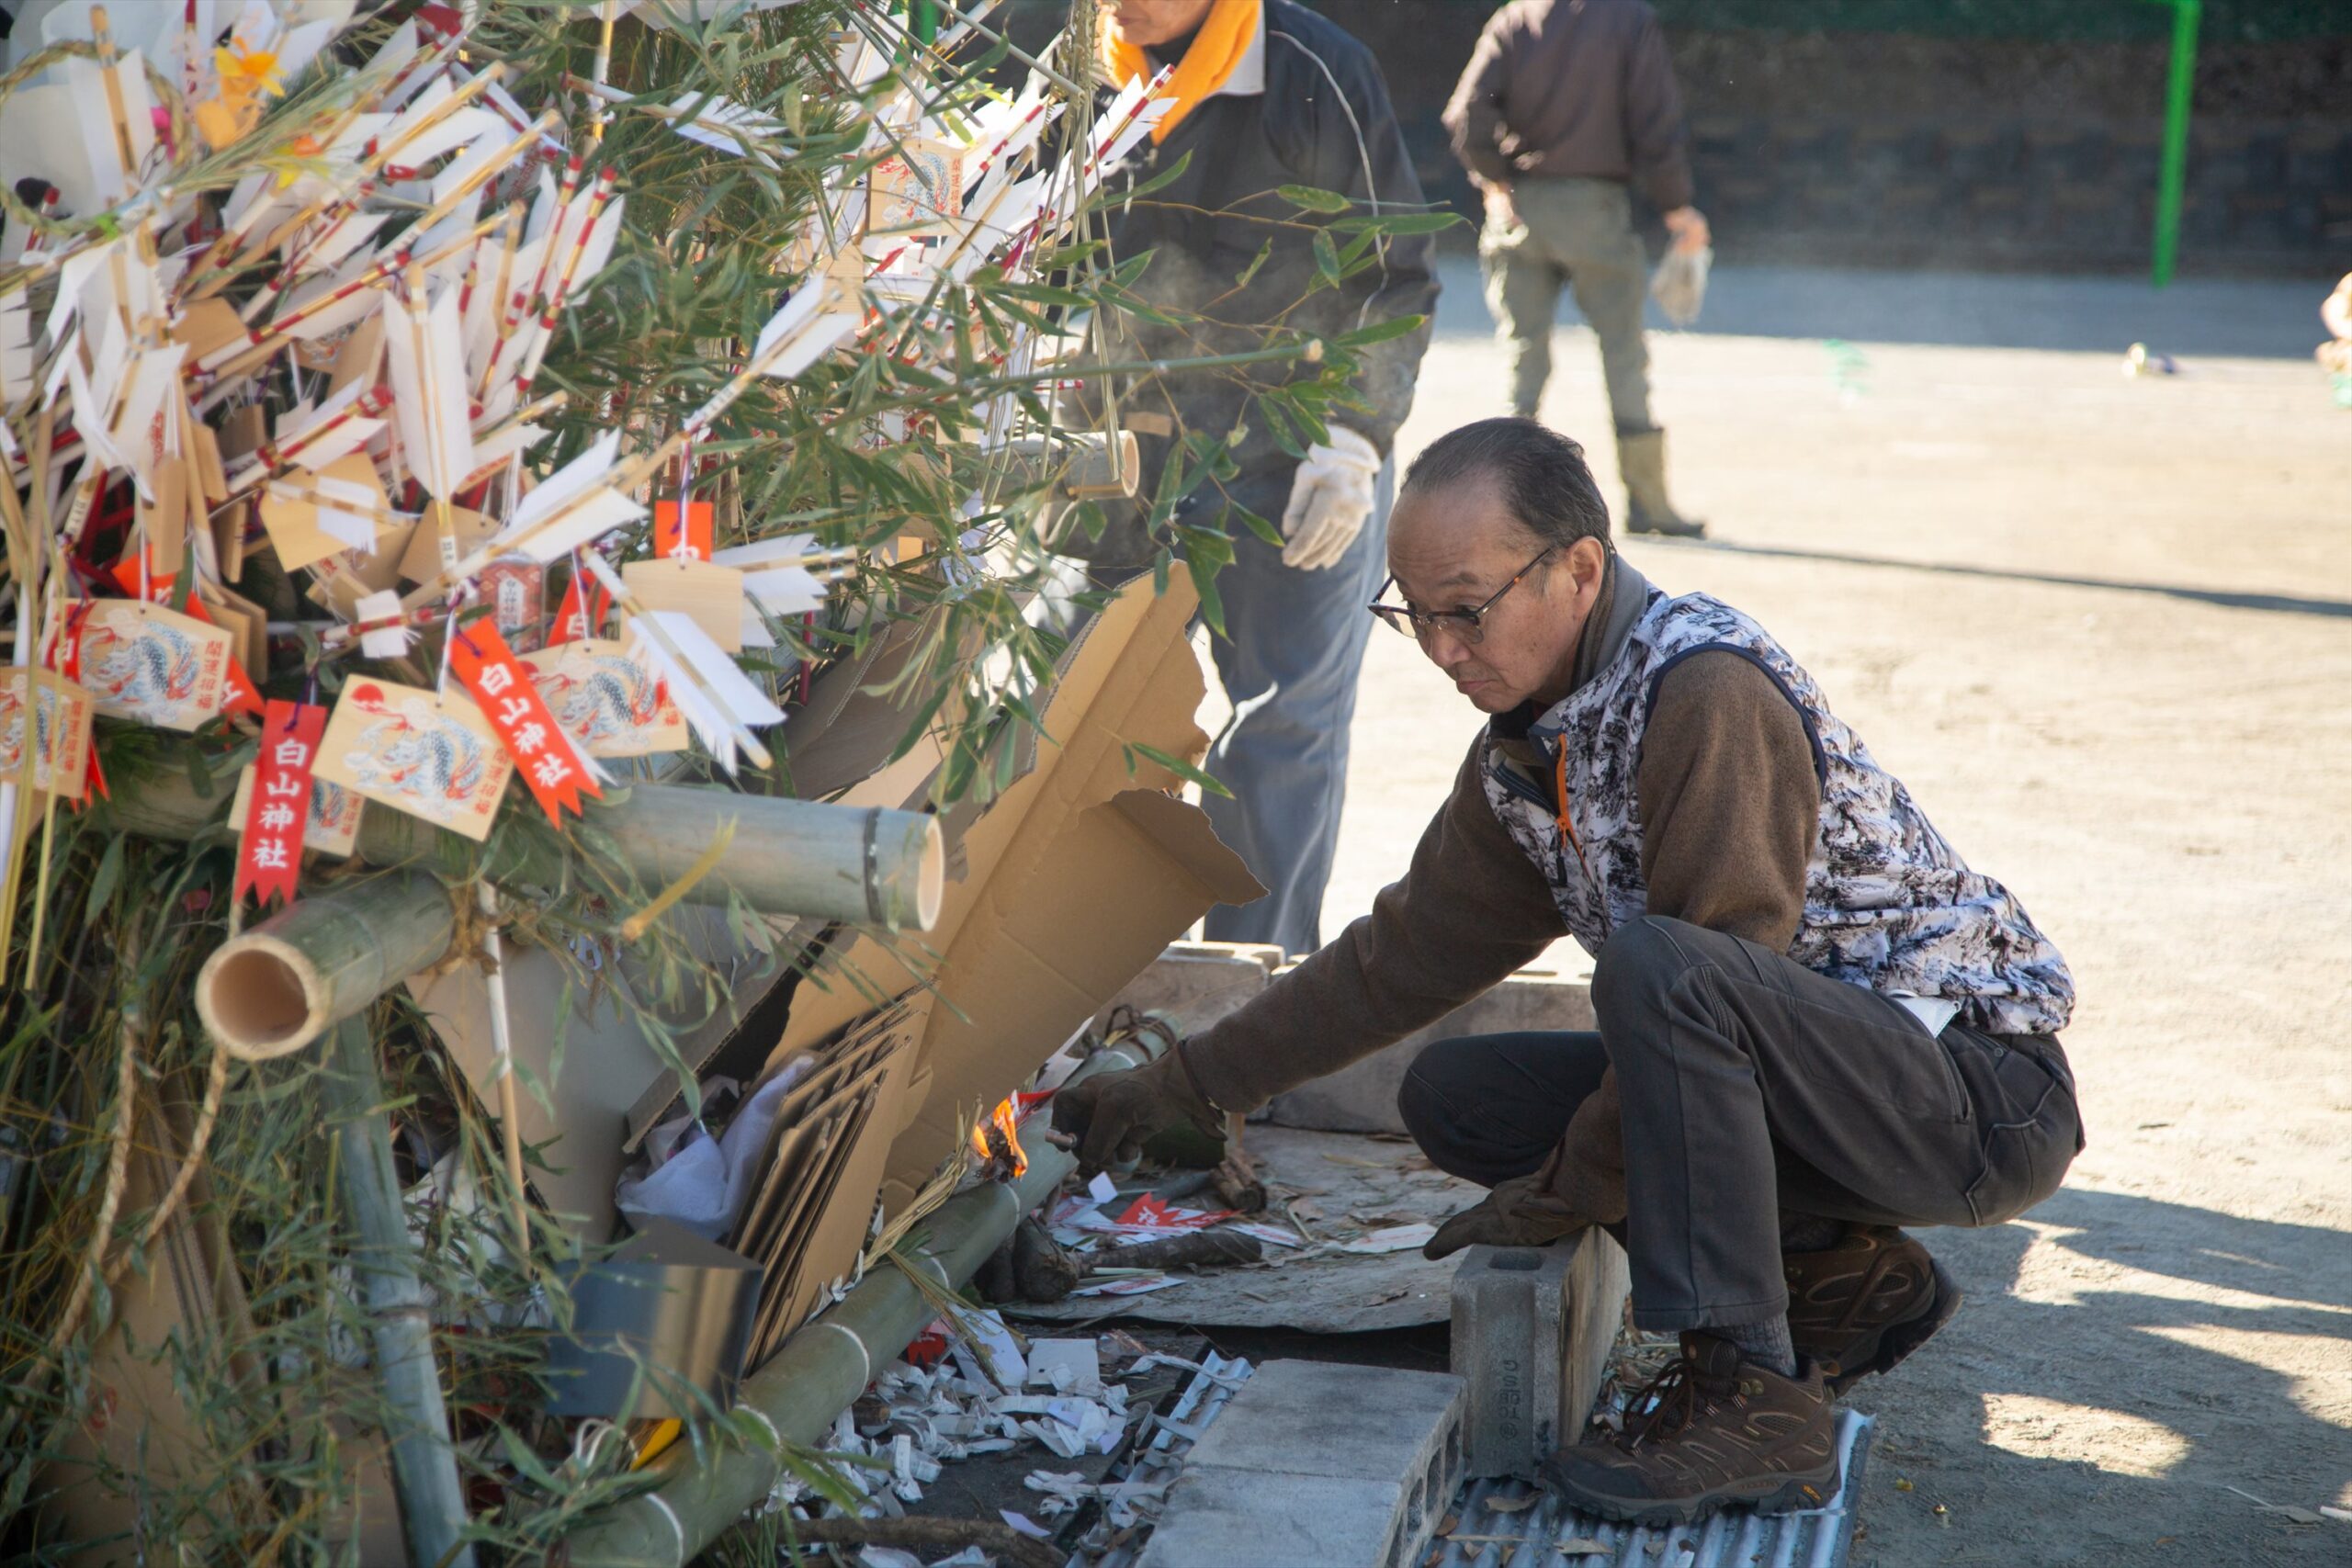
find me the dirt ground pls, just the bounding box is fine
[1232,258,2352,1564]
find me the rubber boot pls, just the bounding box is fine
[1617,429,1704,539]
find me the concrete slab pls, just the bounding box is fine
[1140,1359,1466,1568]
[1265,971,1595,1135]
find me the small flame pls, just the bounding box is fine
[971,1096,1027,1179]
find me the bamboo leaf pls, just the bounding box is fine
[1278,183,1351,213]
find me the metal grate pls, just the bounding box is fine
[1428,1413,1875,1568]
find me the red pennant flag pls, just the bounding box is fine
[652,500,714,562]
[447,619,603,827]
[549,570,612,645]
[235,700,327,906]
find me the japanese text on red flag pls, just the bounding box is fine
[447,619,603,826]
[652,499,713,562]
[235,700,327,905]
[550,570,612,644]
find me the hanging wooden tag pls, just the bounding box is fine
[0,671,94,800]
[315,678,515,842]
[522,637,688,758]
[77,600,236,731]
[623,557,744,653]
[396,503,499,586]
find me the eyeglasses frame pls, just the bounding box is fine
[1368,544,1557,645]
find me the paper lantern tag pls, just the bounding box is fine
[447,620,603,827]
[77,601,236,731]
[316,679,516,841]
[522,637,688,758]
[233,700,328,906]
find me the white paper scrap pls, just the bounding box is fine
[1339,1223,1438,1255]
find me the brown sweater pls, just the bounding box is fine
[1187,558,1820,1114]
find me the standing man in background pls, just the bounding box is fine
[1445,0,1709,538]
[1083,0,1440,959]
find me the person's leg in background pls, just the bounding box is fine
[1480,204,1565,419]
[1533,179,1702,538]
[1197,458,1395,957]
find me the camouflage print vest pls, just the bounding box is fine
[1480,588,2075,1036]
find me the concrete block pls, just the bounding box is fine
[1264,970,1595,1135]
[1450,1228,1632,1480]
[1141,1359,1466,1568]
[1096,942,1283,1036]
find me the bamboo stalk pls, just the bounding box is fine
[323,1017,480,1568]
[117,769,941,1057]
[561,1145,1077,1568]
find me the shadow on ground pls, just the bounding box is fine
[1849,1186,2351,1565]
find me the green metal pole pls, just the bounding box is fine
[2151,0,2199,288]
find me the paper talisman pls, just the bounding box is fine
[521,637,687,758]
[317,678,515,841]
[480,556,547,653]
[652,499,714,562]
[446,620,601,826]
[0,671,94,800]
[232,700,328,905]
[232,761,363,858]
[77,600,237,731]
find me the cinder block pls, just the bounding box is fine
[1141,1359,1466,1568]
[1450,1229,1632,1480]
[1097,942,1283,1035]
[1264,971,1595,1134]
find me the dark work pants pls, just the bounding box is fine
[1396,917,2084,1333]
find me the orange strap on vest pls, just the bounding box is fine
[1555,741,1596,888]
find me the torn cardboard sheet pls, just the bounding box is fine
[765,572,1261,1211]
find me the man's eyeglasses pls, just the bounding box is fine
[1368,546,1555,646]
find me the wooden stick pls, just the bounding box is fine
[476,882,531,1250]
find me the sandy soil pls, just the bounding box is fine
[1237,259,2352,1564]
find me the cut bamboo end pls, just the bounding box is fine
[194,934,329,1062]
[911,816,944,931]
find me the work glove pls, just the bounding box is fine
[1281,425,1381,571]
[1050,1045,1224,1173]
[1423,1070,1628,1260]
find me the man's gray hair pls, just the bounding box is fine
[1400,417,1611,549]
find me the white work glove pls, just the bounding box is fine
[1281,425,1381,571]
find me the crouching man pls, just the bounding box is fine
[1054,417,2084,1525]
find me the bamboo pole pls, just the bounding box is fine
[562,1145,1077,1568]
[324,1017,480,1568]
[103,768,944,931]
[104,766,944,1058]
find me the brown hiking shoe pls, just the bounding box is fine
[1540,1333,1839,1526]
[1783,1225,1963,1396]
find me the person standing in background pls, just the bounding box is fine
[1444,0,1710,538]
[1081,0,1440,960]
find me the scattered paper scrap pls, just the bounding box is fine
[1339,1223,1438,1254]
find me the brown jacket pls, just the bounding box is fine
[1186,557,1818,1114]
[1442,0,1695,213]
